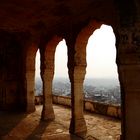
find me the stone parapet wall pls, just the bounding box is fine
[53,95,71,107]
[84,99,121,119]
[35,95,121,119]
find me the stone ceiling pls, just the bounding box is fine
[0,0,118,35]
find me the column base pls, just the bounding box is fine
[69,117,87,138]
[41,107,55,121]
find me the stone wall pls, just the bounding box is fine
[35,95,121,119]
[0,31,23,110]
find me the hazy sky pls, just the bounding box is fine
[35,24,118,79]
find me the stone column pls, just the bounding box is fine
[41,70,55,121]
[25,44,37,113]
[66,21,101,137]
[25,71,36,112]
[69,66,87,137]
[40,48,55,121]
[66,38,87,137]
[40,36,62,121]
[116,26,140,140]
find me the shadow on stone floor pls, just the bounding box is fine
[0,111,85,140]
[26,120,50,140]
[0,105,120,140]
[0,111,27,138]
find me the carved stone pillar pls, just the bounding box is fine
[40,49,55,121]
[41,69,55,121]
[66,38,87,137]
[69,66,87,137]
[66,20,102,137]
[40,36,62,121]
[25,44,37,113]
[25,71,36,112]
[116,26,140,140]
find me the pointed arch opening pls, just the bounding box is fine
[71,20,121,138]
[84,24,121,105]
[35,50,42,96]
[53,39,71,97]
[80,24,121,139]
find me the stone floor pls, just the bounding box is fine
[0,105,121,140]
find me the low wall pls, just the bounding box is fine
[35,95,121,119]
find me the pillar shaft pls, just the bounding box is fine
[40,46,56,121]
[69,66,87,137]
[26,71,36,112]
[66,37,87,137]
[40,36,62,121]
[41,69,55,121]
[119,65,140,140]
[116,26,140,140]
[25,44,37,113]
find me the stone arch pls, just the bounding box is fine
[74,20,102,66]
[68,20,120,137]
[64,21,103,137]
[74,18,140,139]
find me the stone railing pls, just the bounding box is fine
[35,95,121,119]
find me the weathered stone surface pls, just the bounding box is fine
[0,0,140,139]
[0,105,121,140]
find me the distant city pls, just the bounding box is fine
[35,77,121,105]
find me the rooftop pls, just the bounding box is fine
[0,105,121,140]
